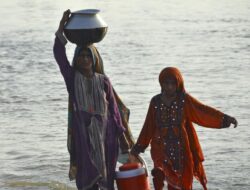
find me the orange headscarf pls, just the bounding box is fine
[159,67,185,93]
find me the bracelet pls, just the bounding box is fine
[55,31,67,45]
[221,114,230,128]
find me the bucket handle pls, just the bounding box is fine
[136,155,149,177]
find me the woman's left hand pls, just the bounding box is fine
[228,116,238,128]
[57,9,71,33]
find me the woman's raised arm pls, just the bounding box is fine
[53,10,73,92]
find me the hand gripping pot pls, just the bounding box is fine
[116,156,151,190]
[64,9,108,46]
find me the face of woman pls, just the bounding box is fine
[75,49,93,71]
[162,77,177,97]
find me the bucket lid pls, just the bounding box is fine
[119,163,141,171]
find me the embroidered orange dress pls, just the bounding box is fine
[131,68,229,190]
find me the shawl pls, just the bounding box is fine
[67,45,135,181]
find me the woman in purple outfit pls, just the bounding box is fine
[53,10,126,190]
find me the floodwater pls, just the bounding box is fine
[0,0,250,189]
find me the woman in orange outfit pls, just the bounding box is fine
[129,67,238,190]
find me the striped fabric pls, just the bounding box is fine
[74,71,108,188]
[74,71,107,115]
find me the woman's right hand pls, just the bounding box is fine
[57,9,71,33]
[128,153,141,164]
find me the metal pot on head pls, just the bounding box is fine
[64,9,108,46]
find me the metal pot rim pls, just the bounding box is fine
[72,9,100,15]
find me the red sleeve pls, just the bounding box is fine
[184,94,224,129]
[131,99,156,154]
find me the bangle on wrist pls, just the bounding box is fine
[55,31,67,45]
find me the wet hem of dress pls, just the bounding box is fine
[165,177,182,190]
[77,175,102,190]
